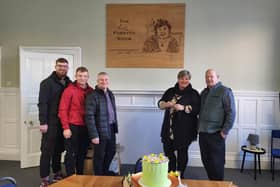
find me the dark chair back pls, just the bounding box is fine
[271,130,280,151]
[272,130,280,139]
[134,158,142,173]
[271,129,280,180]
[0,177,16,187]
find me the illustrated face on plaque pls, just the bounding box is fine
[157,25,170,39]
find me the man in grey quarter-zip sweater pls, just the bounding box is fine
[198,69,236,181]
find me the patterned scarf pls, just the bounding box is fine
[169,94,182,140]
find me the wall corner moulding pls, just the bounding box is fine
[0,46,2,88]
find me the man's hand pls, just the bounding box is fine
[220,131,227,139]
[91,137,100,144]
[63,129,72,139]
[39,124,48,133]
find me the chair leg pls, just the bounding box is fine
[272,157,275,181]
[271,155,272,173]
[117,152,121,175]
[254,154,257,180]
[258,154,261,174]
[240,151,246,172]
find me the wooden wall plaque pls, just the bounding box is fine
[106,4,185,68]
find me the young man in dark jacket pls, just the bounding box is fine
[85,72,118,175]
[38,58,71,187]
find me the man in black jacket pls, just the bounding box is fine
[38,58,71,187]
[85,72,118,175]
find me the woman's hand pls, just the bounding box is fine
[159,101,175,109]
[166,101,175,108]
[174,104,184,111]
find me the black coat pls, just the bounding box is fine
[38,71,71,126]
[159,83,200,149]
[85,86,118,140]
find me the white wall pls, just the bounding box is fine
[0,88,279,169]
[0,88,19,160]
[0,0,279,91]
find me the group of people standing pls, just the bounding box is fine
[38,58,118,187]
[37,57,235,187]
[159,69,236,181]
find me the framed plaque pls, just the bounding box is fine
[106,4,185,68]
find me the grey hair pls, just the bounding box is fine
[97,72,109,77]
[177,70,191,80]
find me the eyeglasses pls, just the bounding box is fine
[56,64,69,68]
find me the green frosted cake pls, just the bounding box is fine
[140,153,170,187]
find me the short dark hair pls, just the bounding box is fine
[177,70,191,80]
[56,58,68,64]
[76,66,88,73]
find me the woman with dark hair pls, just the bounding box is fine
[158,70,200,178]
[143,18,179,53]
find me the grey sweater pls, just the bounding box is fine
[198,82,236,135]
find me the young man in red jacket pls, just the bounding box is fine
[58,66,93,176]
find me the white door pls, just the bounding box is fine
[19,47,81,168]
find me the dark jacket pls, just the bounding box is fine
[38,71,71,126]
[158,83,200,149]
[198,82,236,135]
[85,86,118,140]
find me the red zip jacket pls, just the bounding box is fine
[58,81,93,130]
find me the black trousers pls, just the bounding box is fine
[163,139,191,178]
[93,126,116,176]
[64,125,89,176]
[199,132,225,180]
[40,125,64,178]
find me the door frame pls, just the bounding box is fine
[19,46,81,168]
